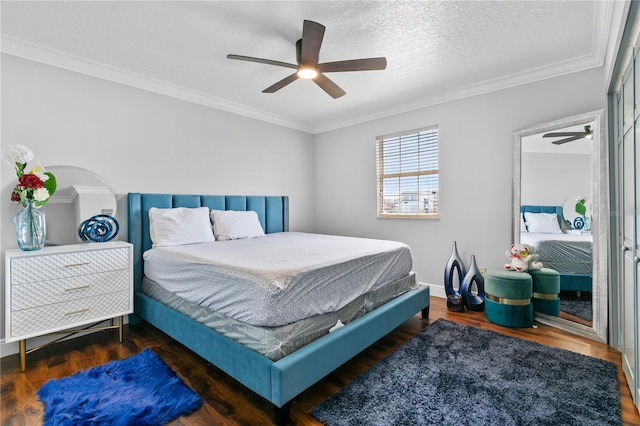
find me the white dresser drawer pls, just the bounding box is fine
[10,247,129,284]
[12,269,130,310]
[10,290,131,339]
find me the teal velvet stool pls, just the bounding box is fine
[529,268,561,317]
[484,269,532,328]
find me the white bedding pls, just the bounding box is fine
[143,232,413,327]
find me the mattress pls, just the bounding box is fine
[520,232,592,274]
[143,232,413,327]
[142,273,419,360]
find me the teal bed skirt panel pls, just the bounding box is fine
[136,293,275,400]
[136,285,430,407]
[560,273,592,292]
[270,284,430,406]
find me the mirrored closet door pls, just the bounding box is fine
[609,25,640,413]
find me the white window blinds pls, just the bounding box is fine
[376,126,439,218]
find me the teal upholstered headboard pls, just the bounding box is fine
[520,205,563,228]
[127,193,289,292]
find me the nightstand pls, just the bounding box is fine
[4,241,133,371]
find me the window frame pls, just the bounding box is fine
[376,125,440,219]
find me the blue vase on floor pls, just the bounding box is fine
[444,241,466,297]
[15,201,46,251]
[460,255,485,311]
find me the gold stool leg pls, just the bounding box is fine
[19,340,26,372]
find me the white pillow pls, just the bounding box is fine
[149,207,215,247]
[521,215,528,232]
[210,209,265,241]
[523,212,562,234]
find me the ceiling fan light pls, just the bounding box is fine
[297,67,318,79]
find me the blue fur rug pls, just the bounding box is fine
[312,319,621,425]
[37,348,202,425]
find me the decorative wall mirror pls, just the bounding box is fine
[512,110,608,343]
[42,165,117,246]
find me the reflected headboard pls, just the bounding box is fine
[520,205,563,228]
[127,193,289,292]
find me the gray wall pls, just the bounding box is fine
[0,54,316,350]
[313,67,606,294]
[0,53,606,354]
[521,152,592,207]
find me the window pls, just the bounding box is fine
[376,126,439,218]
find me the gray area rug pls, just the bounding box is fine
[312,319,620,425]
[560,299,592,322]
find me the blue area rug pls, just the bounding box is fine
[312,319,621,425]
[37,348,202,426]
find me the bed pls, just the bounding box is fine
[127,193,430,424]
[520,205,592,293]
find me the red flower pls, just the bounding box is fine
[18,173,44,189]
[10,190,21,202]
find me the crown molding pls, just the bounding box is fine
[2,15,611,136]
[313,52,604,134]
[314,2,616,134]
[1,36,314,134]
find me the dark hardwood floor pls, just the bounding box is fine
[2,296,639,425]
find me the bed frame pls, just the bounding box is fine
[520,205,592,293]
[127,193,430,424]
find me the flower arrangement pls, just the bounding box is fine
[3,145,57,207]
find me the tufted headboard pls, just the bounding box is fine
[127,193,289,291]
[520,205,563,228]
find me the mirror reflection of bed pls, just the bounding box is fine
[520,205,593,326]
[520,126,593,326]
[514,111,610,343]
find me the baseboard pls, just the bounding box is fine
[424,282,445,299]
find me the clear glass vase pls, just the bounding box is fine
[15,200,46,251]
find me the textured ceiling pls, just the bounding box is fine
[0,1,619,133]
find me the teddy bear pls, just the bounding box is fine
[504,243,543,272]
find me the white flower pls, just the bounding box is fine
[32,188,50,202]
[2,145,34,165]
[28,161,49,181]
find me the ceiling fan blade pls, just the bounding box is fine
[543,132,585,138]
[301,20,325,65]
[227,54,297,70]
[318,57,387,73]
[314,73,346,98]
[262,73,299,93]
[552,135,585,145]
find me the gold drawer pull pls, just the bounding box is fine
[64,285,90,291]
[64,262,91,268]
[64,308,89,316]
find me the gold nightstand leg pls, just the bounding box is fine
[19,340,26,372]
[118,316,124,343]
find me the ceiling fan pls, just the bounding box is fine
[227,20,387,99]
[542,125,593,145]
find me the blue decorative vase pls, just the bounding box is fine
[460,255,485,311]
[78,214,120,242]
[444,241,466,298]
[15,201,46,251]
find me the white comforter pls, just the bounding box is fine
[143,232,413,327]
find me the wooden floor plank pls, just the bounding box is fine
[2,296,639,425]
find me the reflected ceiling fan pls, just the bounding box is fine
[227,20,387,99]
[542,125,593,145]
